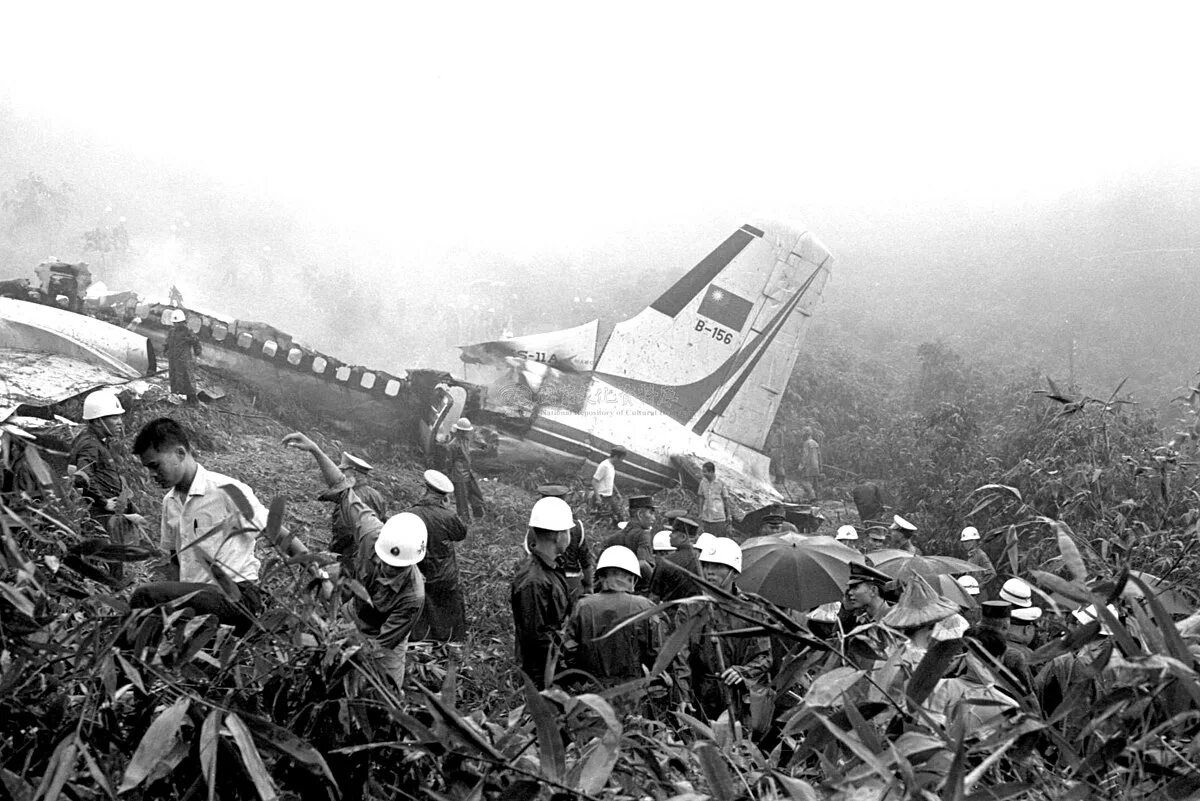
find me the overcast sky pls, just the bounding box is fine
[3,2,1199,260]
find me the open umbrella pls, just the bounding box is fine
[737,535,865,611]
[931,574,978,608]
[869,552,987,579]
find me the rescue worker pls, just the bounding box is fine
[282,431,426,687]
[957,575,982,623]
[652,530,676,554]
[960,526,997,588]
[687,538,771,723]
[835,524,860,551]
[1006,605,1042,693]
[798,428,822,500]
[323,451,386,575]
[68,390,137,582]
[511,496,575,688]
[697,461,733,537]
[851,481,889,528]
[840,561,896,668]
[165,309,202,403]
[605,495,656,591]
[536,484,594,601]
[863,526,889,553]
[131,419,330,632]
[591,446,626,525]
[649,516,703,602]
[563,545,661,690]
[890,514,921,554]
[758,504,791,537]
[410,469,468,642]
[764,427,787,487]
[448,418,485,521]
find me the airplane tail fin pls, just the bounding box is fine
[592,222,832,451]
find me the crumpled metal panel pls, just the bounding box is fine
[0,348,128,408]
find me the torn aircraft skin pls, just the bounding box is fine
[456,221,834,511]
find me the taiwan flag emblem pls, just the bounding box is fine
[697,284,753,332]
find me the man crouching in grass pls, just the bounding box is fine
[129,417,331,633]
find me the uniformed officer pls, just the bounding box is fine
[604,495,656,591]
[410,469,468,642]
[511,497,575,688]
[322,451,386,574]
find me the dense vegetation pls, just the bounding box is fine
[3,334,1199,800]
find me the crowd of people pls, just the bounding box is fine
[55,390,1200,747]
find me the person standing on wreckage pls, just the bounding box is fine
[165,309,202,403]
[284,431,428,687]
[447,417,486,522]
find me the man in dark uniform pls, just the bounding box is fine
[851,481,889,528]
[410,469,468,642]
[165,309,202,403]
[284,432,426,688]
[69,390,138,583]
[322,451,387,575]
[563,545,662,690]
[604,495,656,592]
[536,484,594,601]
[448,417,485,521]
[511,496,575,688]
[649,516,703,602]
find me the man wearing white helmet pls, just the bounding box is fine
[537,485,594,601]
[447,417,485,522]
[410,469,469,642]
[283,431,426,686]
[69,390,136,582]
[835,525,860,552]
[960,526,996,589]
[511,496,575,688]
[688,538,771,722]
[563,545,662,691]
[165,308,202,403]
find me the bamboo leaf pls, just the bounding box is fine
[0,581,35,618]
[773,773,819,801]
[693,741,736,801]
[200,710,222,801]
[570,729,620,795]
[219,484,256,521]
[224,713,279,801]
[80,742,117,800]
[650,607,705,677]
[34,736,77,801]
[803,666,864,707]
[1,767,34,801]
[1030,571,1091,605]
[118,697,190,793]
[240,714,339,790]
[1053,521,1087,583]
[522,678,565,783]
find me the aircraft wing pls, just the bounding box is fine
[0,348,133,408]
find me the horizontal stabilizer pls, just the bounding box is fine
[460,319,598,373]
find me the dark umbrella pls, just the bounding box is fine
[738,535,865,611]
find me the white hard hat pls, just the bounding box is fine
[616,521,628,530]
[891,514,918,532]
[836,524,858,541]
[169,308,186,324]
[694,531,717,555]
[956,575,981,596]
[423,469,453,494]
[374,512,427,567]
[699,537,742,573]
[529,497,573,531]
[453,417,474,432]
[82,390,124,421]
[341,452,374,472]
[596,545,641,577]
[960,526,980,542]
[652,530,676,552]
[999,578,1033,607]
[1072,603,1118,634]
[1011,606,1043,623]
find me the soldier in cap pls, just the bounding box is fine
[649,516,704,602]
[511,497,575,688]
[410,469,469,642]
[322,451,387,575]
[165,309,202,403]
[758,504,794,537]
[536,484,594,600]
[840,561,897,668]
[890,515,921,555]
[604,495,656,592]
[863,526,889,554]
[591,446,626,525]
[448,418,485,521]
[284,432,426,686]
[563,545,663,692]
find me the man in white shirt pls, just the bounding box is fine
[129,417,327,632]
[591,446,626,525]
[696,461,732,537]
